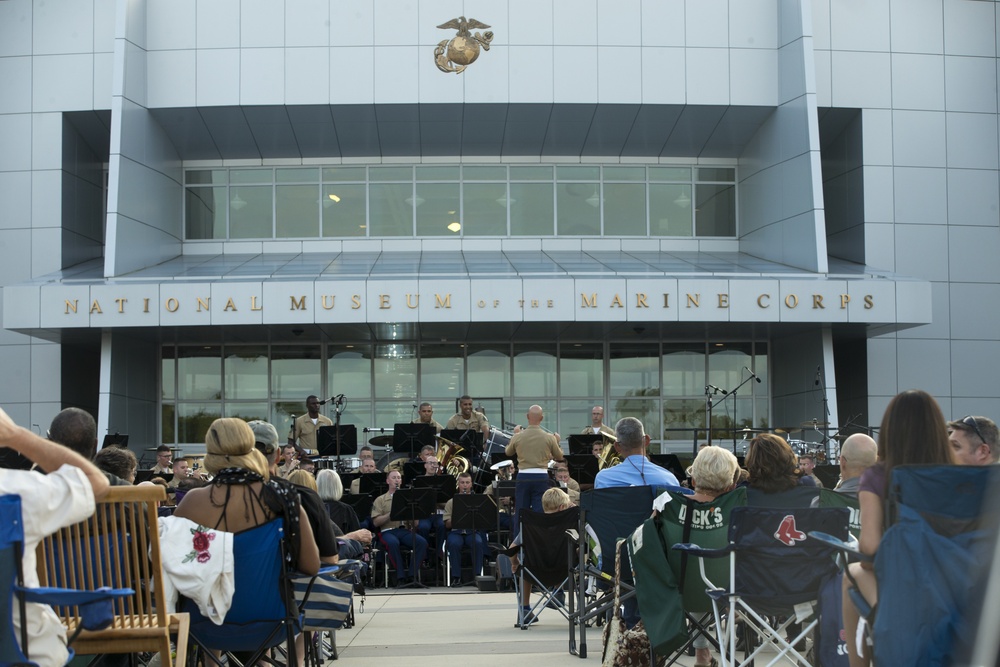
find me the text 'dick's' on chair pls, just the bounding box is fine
[674,506,849,667]
[34,485,189,667]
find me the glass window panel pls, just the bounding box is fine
[560,344,604,398]
[272,402,300,443]
[335,401,371,438]
[185,170,227,185]
[370,166,412,182]
[697,167,735,182]
[557,183,601,235]
[463,183,508,236]
[754,397,769,431]
[227,402,269,423]
[649,167,691,181]
[415,183,461,236]
[709,396,754,437]
[559,399,604,439]
[161,403,175,444]
[323,167,366,182]
[556,166,600,181]
[271,346,322,399]
[513,345,557,398]
[609,344,660,396]
[231,169,272,184]
[662,398,706,444]
[463,166,506,180]
[662,344,706,397]
[328,345,372,396]
[224,346,268,399]
[375,403,416,433]
[510,166,552,181]
[603,166,645,181]
[695,183,736,236]
[276,167,318,183]
[275,184,319,237]
[416,166,460,181]
[229,185,273,238]
[177,403,221,444]
[368,183,413,236]
[322,184,366,237]
[602,183,646,235]
[467,345,509,397]
[177,347,221,400]
[707,343,752,396]
[185,186,227,239]
[374,344,417,399]
[509,183,554,235]
[608,397,660,445]
[649,184,693,236]
[420,345,463,398]
[162,347,176,399]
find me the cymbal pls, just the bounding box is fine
[774,427,802,434]
[801,420,830,428]
[368,435,393,447]
[735,427,765,434]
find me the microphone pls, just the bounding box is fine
[815,365,822,386]
[706,384,728,395]
[745,367,762,383]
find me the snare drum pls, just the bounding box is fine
[787,439,810,455]
[313,457,337,471]
[485,427,513,456]
[336,457,361,473]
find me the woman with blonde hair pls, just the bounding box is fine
[287,469,317,492]
[174,417,320,574]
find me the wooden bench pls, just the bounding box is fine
[35,484,189,667]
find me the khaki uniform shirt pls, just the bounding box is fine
[445,411,490,433]
[292,413,333,451]
[581,424,616,438]
[506,425,563,470]
[372,490,404,530]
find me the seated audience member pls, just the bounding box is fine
[594,417,681,489]
[46,407,130,486]
[834,434,878,497]
[151,444,173,473]
[94,446,138,484]
[947,415,999,466]
[372,470,428,587]
[174,418,320,575]
[744,433,819,507]
[506,487,574,625]
[315,468,373,558]
[0,405,110,667]
[843,391,955,667]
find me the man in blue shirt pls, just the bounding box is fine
[594,417,681,489]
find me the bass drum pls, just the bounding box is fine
[484,427,513,458]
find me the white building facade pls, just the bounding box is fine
[1,0,995,453]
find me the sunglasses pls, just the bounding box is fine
[961,415,987,445]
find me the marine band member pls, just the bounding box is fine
[413,402,444,434]
[372,470,428,586]
[582,405,616,439]
[445,395,490,437]
[444,471,487,587]
[289,395,333,451]
[505,404,563,535]
[150,444,173,473]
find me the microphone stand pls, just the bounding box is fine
[334,395,345,465]
[704,385,723,448]
[719,373,758,453]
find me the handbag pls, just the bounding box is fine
[291,561,361,631]
[601,539,665,667]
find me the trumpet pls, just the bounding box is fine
[435,435,470,475]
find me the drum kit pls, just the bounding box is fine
[731,420,844,462]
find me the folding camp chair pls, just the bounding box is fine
[675,506,850,667]
[810,464,997,666]
[630,486,748,665]
[514,505,580,631]
[570,485,664,659]
[1,494,132,667]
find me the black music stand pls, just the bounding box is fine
[393,423,435,460]
[451,494,498,585]
[341,493,374,525]
[102,433,129,449]
[358,473,388,497]
[414,475,456,506]
[493,480,516,538]
[318,424,357,459]
[389,488,437,588]
[564,454,599,487]
[568,433,603,456]
[441,429,484,462]
[402,461,427,487]
[649,453,686,482]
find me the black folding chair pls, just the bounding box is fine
[514,506,580,631]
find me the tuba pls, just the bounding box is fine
[597,432,621,470]
[436,436,470,475]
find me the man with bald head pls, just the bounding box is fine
[505,405,563,535]
[834,433,878,497]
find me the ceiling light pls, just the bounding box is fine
[586,190,601,208]
[674,191,691,208]
[328,194,341,203]
[231,193,247,210]
[405,195,425,207]
[495,194,516,207]
[447,222,461,233]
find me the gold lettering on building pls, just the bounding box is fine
[812,295,824,309]
[686,293,700,308]
[351,295,361,310]
[718,293,729,308]
[65,300,78,314]
[90,300,102,315]
[785,294,799,308]
[531,299,539,308]
[290,296,306,311]
[434,294,451,309]
[477,300,485,308]
[581,293,597,308]
[636,293,648,308]
[757,294,770,308]
[610,294,624,309]
[840,294,850,308]
[321,295,335,310]
[406,294,419,309]
[663,294,670,308]
[197,297,210,312]
[251,296,262,311]
[864,295,874,309]
[224,298,237,312]
[493,300,499,308]
[547,300,553,308]
[143,298,150,313]
[114,298,126,313]
[518,299,525,308]
[165,298,179,313]
[379,295,390,309]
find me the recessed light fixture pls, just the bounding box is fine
[447,222,461,233]
[328,194,341,203]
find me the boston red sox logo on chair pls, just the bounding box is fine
[773,514,806,546]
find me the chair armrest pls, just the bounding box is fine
[807,531,873,562]
[16,585,133,606]
[671,542,732,559]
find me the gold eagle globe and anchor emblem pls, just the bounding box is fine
[434,17,493,74]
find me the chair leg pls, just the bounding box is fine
[170,613,190,667]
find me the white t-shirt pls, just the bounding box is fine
[0,464,95,667]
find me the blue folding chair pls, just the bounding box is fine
[1,494,132,667]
